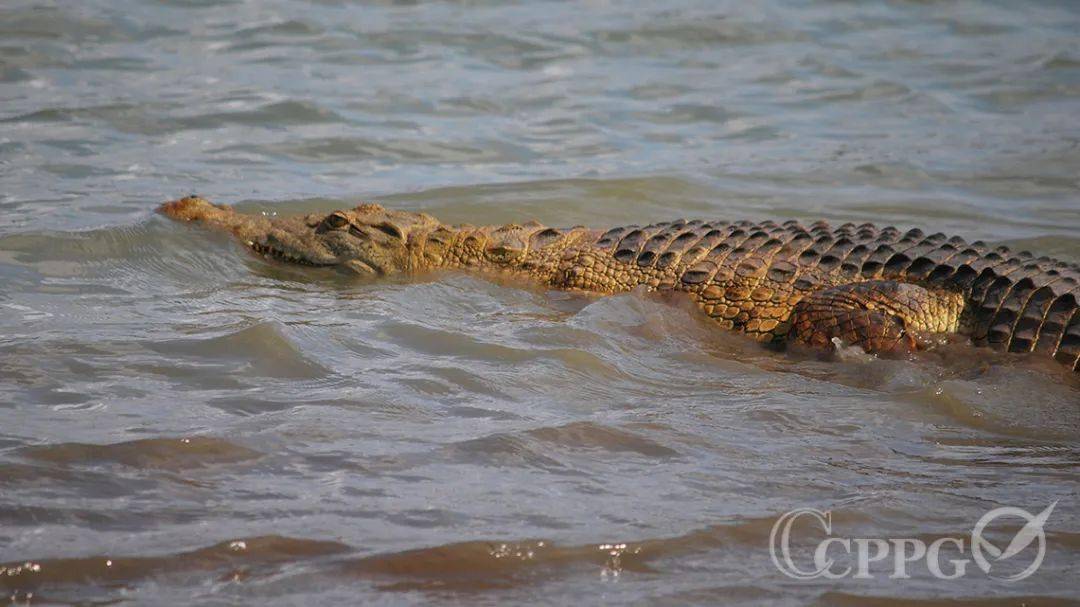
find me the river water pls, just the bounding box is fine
[1,1,1079,604]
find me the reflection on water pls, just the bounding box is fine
[1,0,1078,604]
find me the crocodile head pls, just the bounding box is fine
[159,196,441,275]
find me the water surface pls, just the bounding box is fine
[1,0,1079,604]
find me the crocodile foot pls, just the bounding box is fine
[787,280,964,356]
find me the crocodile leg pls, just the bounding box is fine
[786,281,964,355]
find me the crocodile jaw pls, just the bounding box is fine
[247,240,336,268]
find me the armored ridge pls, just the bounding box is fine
[160,196,1080,372]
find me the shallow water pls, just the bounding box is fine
[1,0,1079,604]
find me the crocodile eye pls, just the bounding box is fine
[323,213,349,229]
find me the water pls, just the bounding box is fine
[1,0,1079,604]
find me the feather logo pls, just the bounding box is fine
[971,501,1056,582]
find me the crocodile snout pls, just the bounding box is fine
[158,195,233,223]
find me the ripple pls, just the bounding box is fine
[235,19,325,39]
[435,434,571,473]
[220,136,536,164]
[0,7,181,44]
[1,103,179,136]
[379,322,547,364]
[21,437,262,471]
[2,100,345,134]
[338,515,802,592]
[147,322,332,380]
[173,100,347,130]
[0,535,348,596]
[526,421,679,458]
[590,19,807,53]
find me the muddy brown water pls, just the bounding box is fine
[1,1,1079,605]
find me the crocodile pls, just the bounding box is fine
[159,196,1080,373]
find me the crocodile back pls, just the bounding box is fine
[583,219,1079,371]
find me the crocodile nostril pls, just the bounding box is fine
[348,225,370,239]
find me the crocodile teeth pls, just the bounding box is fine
[248,242,334,267]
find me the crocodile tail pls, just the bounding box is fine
[923,248,1080,372]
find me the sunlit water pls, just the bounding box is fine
[1,1,1079,604]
